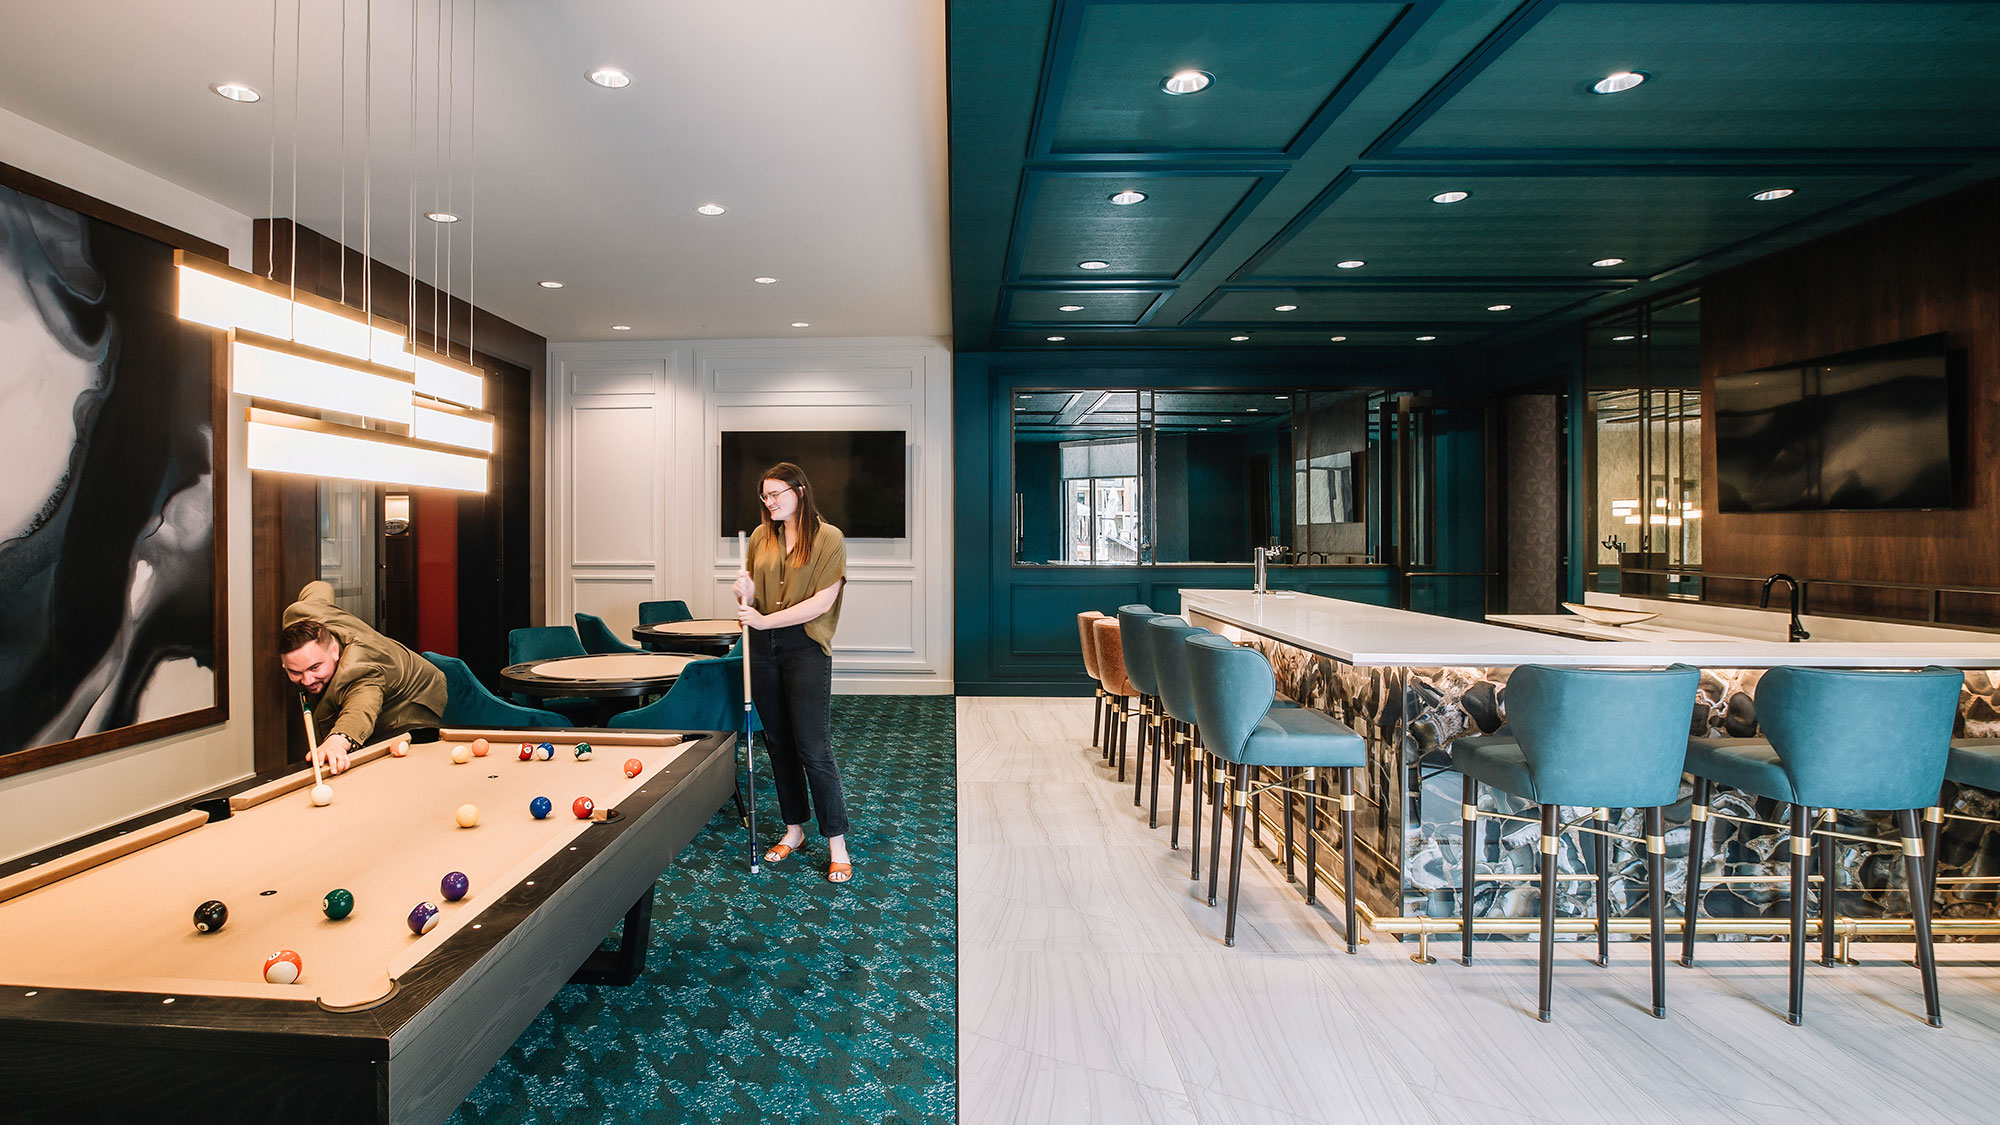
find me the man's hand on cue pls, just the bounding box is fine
[314,733,354,774]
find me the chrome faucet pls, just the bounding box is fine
[1761,573,1810,643]
[1253,547,1267,594]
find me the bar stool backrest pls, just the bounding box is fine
[1092,617,1136,697]
[1504,664,1700,808]
[1755,665,1964,810]
[1076,611,1106,682]
[1185,633,1275,764]
[1146,616,1205,724]
[1116,604,1163,696]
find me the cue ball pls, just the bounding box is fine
[322,888,355,920]
[310,783,333,807]
[573,742,594,761]
[535,742,556,761]
[529,795,552,819]
[519,743,535,761]
[263,950,303,985]
[572,796,595,819]
[471,738,490,757]
[456,803,480,828]
[623,758,644,779]
[441,871,470,901]
[451,745,472,765]
[407,902,441,936]
[193,900,228,933]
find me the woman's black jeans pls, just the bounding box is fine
[749,624,848,838]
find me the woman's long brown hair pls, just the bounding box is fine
[757,461,823,566]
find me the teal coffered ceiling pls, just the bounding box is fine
[949,0,2000,355]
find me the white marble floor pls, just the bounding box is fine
[957,696,2000,1125]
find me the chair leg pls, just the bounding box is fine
[1462,775,1478,966]
[1681,777,1710,967]
[1148,712,1165,829]
[1538,804,1559,1022]
[1252,786,1263,849]
[1899,808,1944,1028]
[1091,689,1103,749]
[1284,767,1297,884]
[1169,723,1185,850]
[1788,803,1809,1025]
[1225,762,1252,947]
[1207,760,1228,907]
[1341,768,1358,955]
[1189,745,1204,880]
[1923,802,1943,908]
[1594,807,1610,967]
[1304,769,1319,907]
[1819,810,1839,968]
[1132,700,1149,808]
[1647,806,1667,1019]
[1116,700,1128,782]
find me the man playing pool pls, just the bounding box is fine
[280,581,447,774]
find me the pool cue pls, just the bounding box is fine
[740,529,759,874]
[299,693,325,789]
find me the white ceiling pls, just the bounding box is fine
[0,0,952,344]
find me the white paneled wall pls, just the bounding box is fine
[547,338,952,692]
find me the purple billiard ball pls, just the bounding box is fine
[440,871,470,902]
[408,901,441,936]
[529,795,552,819]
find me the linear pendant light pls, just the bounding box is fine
[230,328,416,428]
[407,345,486,409]
[177,251,415,371]
[411,395,496,452]
[247,407,487,492]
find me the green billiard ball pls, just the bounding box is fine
[322,888,355,921]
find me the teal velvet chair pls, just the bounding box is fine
[1683,665,1961,1028]
[422,653,571,728]
[607,644,760,826]
[1184,633,1367,952]
[575,612,644,655]
[1454,664,1699,1023]
[1077,612,1111,754]
[1145,616,1207,865]
[507,626,592,720]
[1116,605,1165,817]
[639,600,693,625]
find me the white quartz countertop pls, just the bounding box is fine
[1177,590,2000,669]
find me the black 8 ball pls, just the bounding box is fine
[193,900,228,934]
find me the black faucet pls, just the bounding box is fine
[1761,573,1810,643]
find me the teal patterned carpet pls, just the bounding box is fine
[451,695,957,1124]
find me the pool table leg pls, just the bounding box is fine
[569,887,656,986]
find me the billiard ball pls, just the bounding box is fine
[310,783,333,806]
[193,900,228,933]
[451,745,472,765]
[572,796,595,819]
[407,901,440,936]
[535,742,556,761]
[263,949,303,985]
[322,888,355,920]
[529,795,552,819]
[623,758,644,779]
[471,738,490,757]
[518,743,535,761]
[390,738,409,758]
[456,803,480,828]
[573,742,594,761]
[440,871,470,902]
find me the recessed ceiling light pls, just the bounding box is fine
[611,325,632,331]
[1274,304,1298,312]
[1221,418,1233,422]
[538,280,564,288]
[1751,188,1795,201]
[754,276,778,284]
[426,211,460,223]
[1078,260,1110,270]
[210,82,261,103]
[1336,259,1365,269]
[1329,335,1347,342]
[1592,257,1625,268]
[1109,190,1148,206]
[1487,304,1513,312]
[790,322,810,328]
[586,67,632,89]
[1161,70,1213,96]
[1019,395,1032,400]
[1046,336,1066,342]
[1230,335,1250,342]
[1591,70,1646,95]
[1416,335,1437,342]
[1058,304,1085,312]
[1431,190,1469,204]
[695,203,726,216]
[1613,334,1637,342]
[1275,395,1289,400]
[1247,407,1260,412]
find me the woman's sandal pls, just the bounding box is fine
[826,861,853,884]
[764,841,801,864]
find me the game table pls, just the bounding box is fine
[631,617,740,655]
[497,651,699,723]
[0,724,735,1124]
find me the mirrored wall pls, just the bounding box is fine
[1584,294,1703,595]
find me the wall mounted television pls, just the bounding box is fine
[720,430,908,538]
[1713,333,1958,513]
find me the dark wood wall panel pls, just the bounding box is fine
[1700,179,2000,621]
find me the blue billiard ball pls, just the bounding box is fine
[440,871,470,902]
[534,741,556,761]
[529,795,552,819]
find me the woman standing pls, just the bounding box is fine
[733,462,853,883]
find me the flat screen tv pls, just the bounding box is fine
[720,430,908,538]
[1713,334,1957,513]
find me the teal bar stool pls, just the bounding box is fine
[1682,665,1961,1027]
[1145,616,1207,861]
[1116,605,1164,813]
[575,612,644,655]
[1919,737,2000,908]
[1455,664,1699,1023]
[1185,633,1366,951]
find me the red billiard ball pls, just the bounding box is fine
[518,744,535,761]
[572,796,595,819]
[623,758,643,779]
[263,949,303,984]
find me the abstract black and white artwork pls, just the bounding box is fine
[0,174,224,773]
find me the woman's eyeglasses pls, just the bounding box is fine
[760,485,797,505]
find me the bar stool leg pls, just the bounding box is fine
[1898,808,1943,1028]
[1225,762,1252,947]
[1818,810,1839,968]
[1091,689,1103,749]
[1132,699,1149,808]
[1647,806,1667,1019]
[1681,777,1710,967]
[1207,760,1228,907]
[1148,713,1165,829]
[1303,768,1319,905]
[1461,776,1478,966]
[1252,786,1263,849]
[1170,726,1186,850]
[1284,768,1297,883]
[1788,803,1810,1025]
[1116,699,1129,782]
[1594,807,1610,967]
[1190,744,1204,880]
[1922,803,1942,907]
[1340,768,1358,955]
[1538,804,1559,1022]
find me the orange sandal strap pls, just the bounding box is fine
[826,862,853,884]
[763,842,796,863]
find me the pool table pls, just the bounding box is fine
[0,724,736,1124]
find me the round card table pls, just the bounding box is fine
[498,652,698,725]
[631,617,740,655]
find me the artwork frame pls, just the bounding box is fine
[0,162,230,780]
